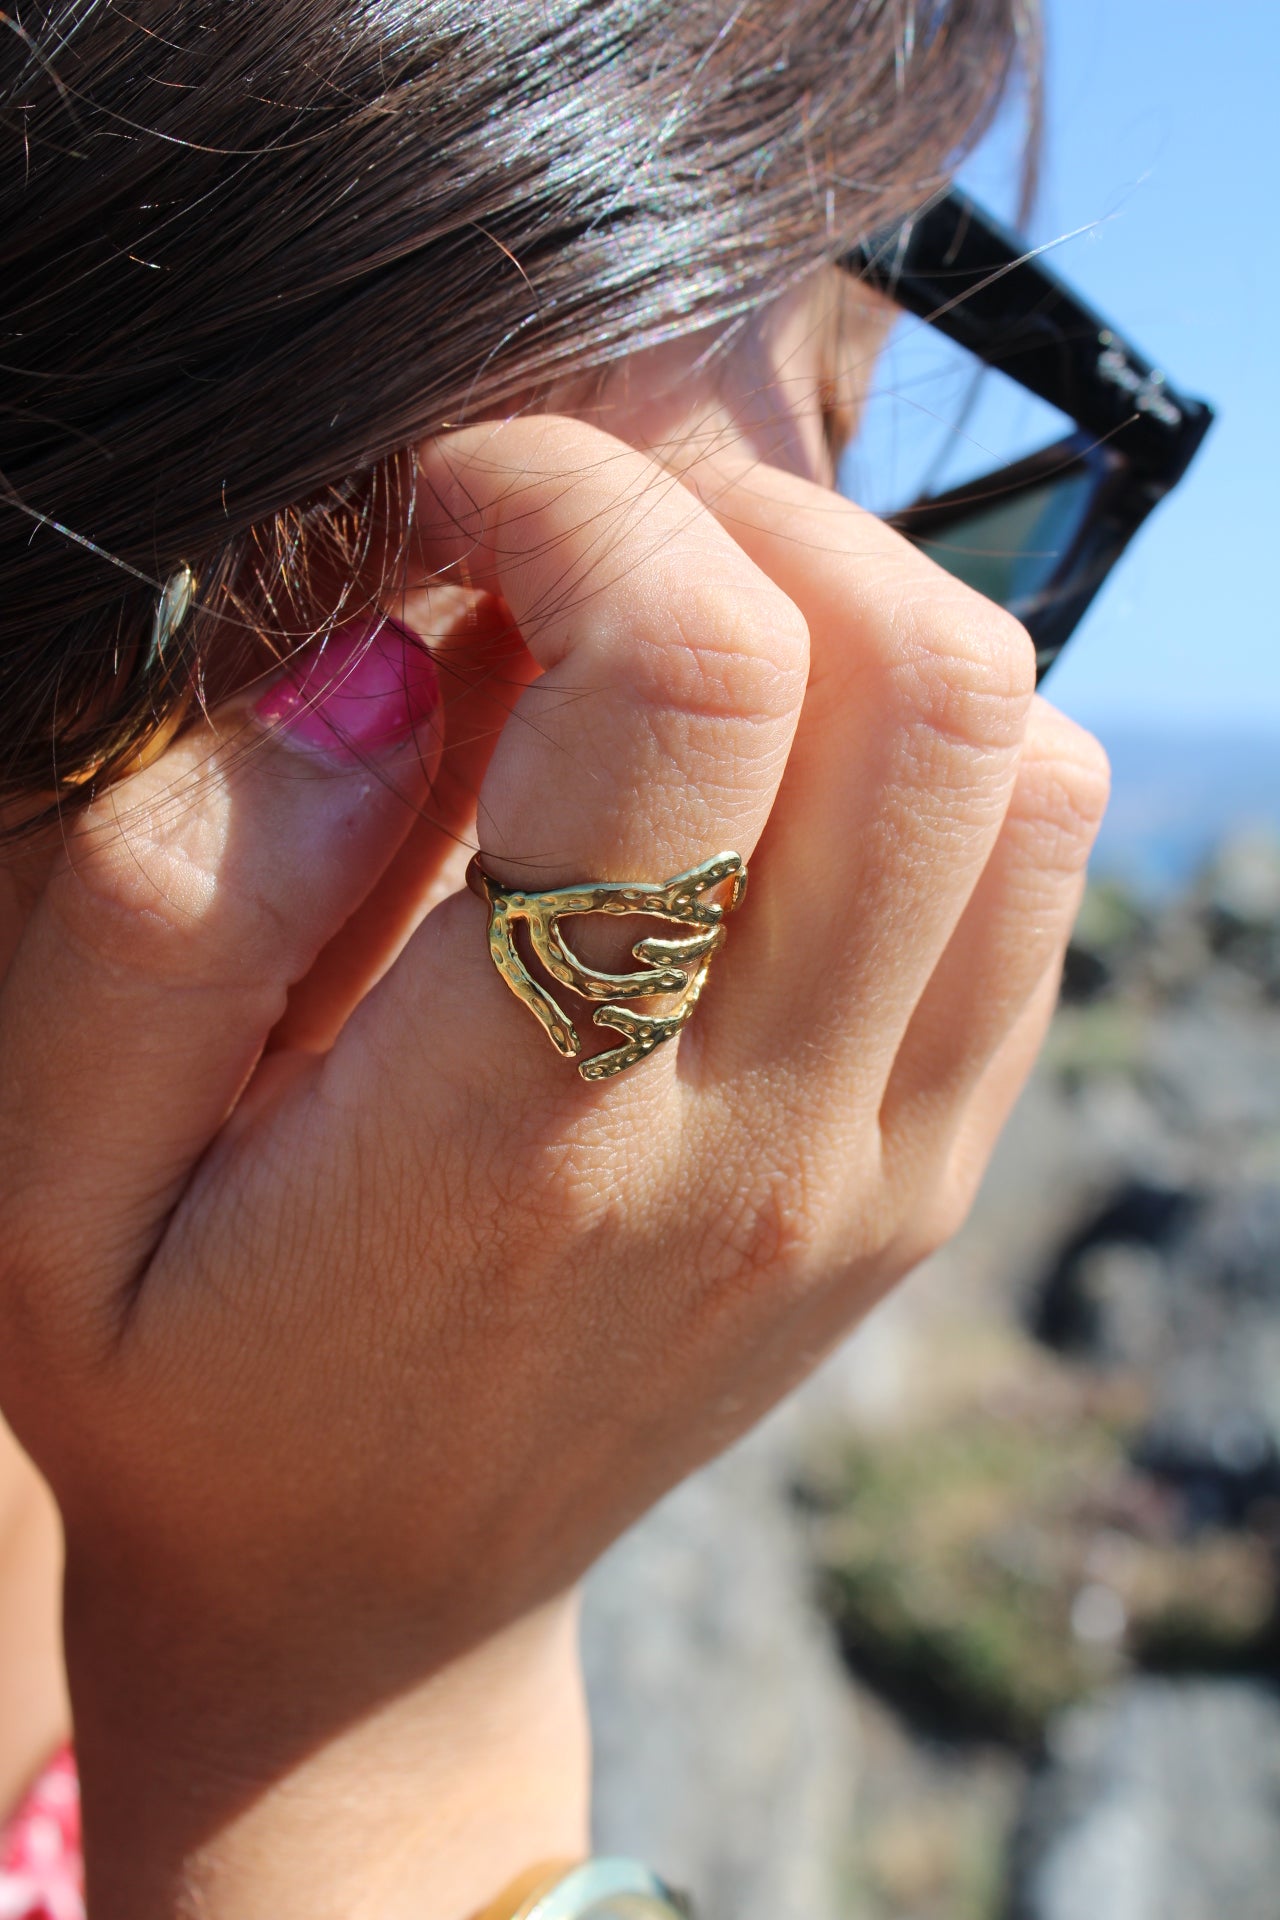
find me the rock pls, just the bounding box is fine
[1134,1181,1280,1526]
[582,1421,857,1920]
[1200,831,1280,934]
[1029,1181,1200,1361]
[1031,1175,1280,1528]
[1137,833,1280,1003]
[1144,1006,1280,1140]
[1059,941,1113,1005]
[1060,880,1154,1006]
[578,841,1280,1917]
[1009,1679,1280,1920]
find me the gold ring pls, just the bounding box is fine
[466,851,747,1081]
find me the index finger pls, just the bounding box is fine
[347,416,809,1089]
[413,415,809,889]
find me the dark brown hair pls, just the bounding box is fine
[0,0,1038,829]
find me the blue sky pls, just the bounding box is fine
[844,0,1276,738]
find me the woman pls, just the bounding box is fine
[0,3,1108,1915]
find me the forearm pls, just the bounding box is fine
[65,1587,589,1920]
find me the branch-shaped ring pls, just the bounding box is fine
[466,851,747,1081]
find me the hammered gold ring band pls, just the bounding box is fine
[466,851,747,1081]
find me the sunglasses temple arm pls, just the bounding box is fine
[842,188,1213,493]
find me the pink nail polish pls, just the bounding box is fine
[255,616,439,761]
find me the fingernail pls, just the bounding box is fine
[255,617,439,761]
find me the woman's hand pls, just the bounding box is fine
[0,417,1108,1919]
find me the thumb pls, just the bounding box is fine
[0,616,440,1356]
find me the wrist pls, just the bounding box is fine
[65,1579,589,1920]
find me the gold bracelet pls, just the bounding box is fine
[473,1857,692,1919]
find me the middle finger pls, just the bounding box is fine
[690,460,1035,1100]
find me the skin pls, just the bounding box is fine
[0,272,1108,1919]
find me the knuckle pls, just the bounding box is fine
[931,1130,996,1252]
[43,775,288,1000]
[443,410,814,734]
[1037,710,1113,821]
[889,573,1036,753]
[880,1122,974,1270]
[1010,713,1112,876]
[922,1174,977,1257]
[48,788,228,987]
[891,1176,971,1273]
[643,564,810,731]
[704,1159,832,1301]
[691,1099,904,1309]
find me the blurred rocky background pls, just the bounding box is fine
[584,769,1280,1919]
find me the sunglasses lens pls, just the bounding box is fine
[909,467,1097,620]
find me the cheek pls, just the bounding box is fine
[587,366,832,489]
[543,273,893,489]
[807,274,897,481]
[0,844,60,982]
[548,316,828,485]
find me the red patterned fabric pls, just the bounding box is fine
[0,1749,83,1920]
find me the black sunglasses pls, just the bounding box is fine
[841,190,1215,682]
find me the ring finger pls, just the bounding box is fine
[688,458,1036,1100]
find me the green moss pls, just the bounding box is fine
[1043,1003,1150,1083]
[1071,878,1150,958]
[851,1779,1016,1920]
[809,1407,1276,1749]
